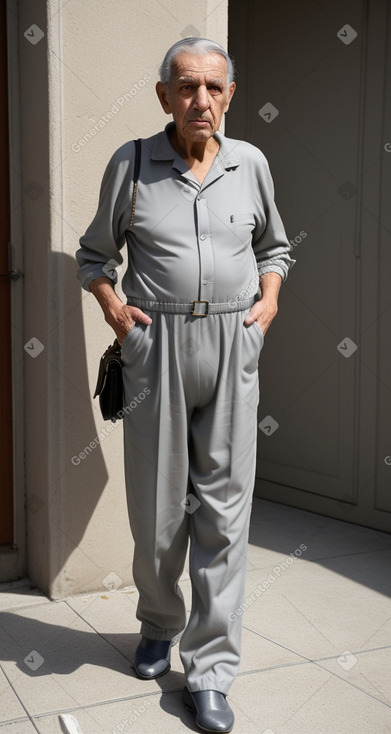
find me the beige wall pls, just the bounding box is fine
[10,0,228,598]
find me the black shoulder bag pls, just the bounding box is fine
[93,138,141,423]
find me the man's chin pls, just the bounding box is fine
[183,126,214,142]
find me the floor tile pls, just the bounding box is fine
[0,581,49,612]
[0,666,28,724]
[33,691,197,734]
[241,557,391,659]
[0,719,40,733]
[232,664,391,733]
[0,600,158,716]
[239,626,304,673]
[249,499,391,563]
[318,646,391,705]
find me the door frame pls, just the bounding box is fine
[0,0,13,545]
[0,0,27,580]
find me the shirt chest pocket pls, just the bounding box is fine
[229,213,256,245]
[230,212,256,227]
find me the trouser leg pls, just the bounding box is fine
[179,312,263,694]
[121,309,263,679]
[122,316,191,640]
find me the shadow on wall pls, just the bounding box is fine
[17,1,132,598]
[25,252,133,598]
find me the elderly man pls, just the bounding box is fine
[76,37,294,733]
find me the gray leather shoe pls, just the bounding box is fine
[134,637,172,679]
[183,686,234,732]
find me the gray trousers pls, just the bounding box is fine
[122,308,264,694]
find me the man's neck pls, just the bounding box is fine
[168,126,219,164]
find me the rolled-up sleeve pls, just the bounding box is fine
[76,142,134,291]
[252,152,295,282]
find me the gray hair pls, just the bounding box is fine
[159,38,235,86]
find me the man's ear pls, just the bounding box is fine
[156,81,172,114]
[224,81,236,113]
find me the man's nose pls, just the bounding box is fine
[193,85,209,112]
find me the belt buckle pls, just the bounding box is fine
[192,300,209,317]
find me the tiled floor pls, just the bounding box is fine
[1,498,391,733]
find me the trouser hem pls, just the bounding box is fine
[185,677,233,696]
[140,623,183,644]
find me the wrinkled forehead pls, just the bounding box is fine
[170,52,228,83]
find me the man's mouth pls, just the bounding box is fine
[188,119,211,126]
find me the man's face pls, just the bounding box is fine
[156,52,236,143]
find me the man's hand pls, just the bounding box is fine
[89,277,152,345]
[244,272,282,336]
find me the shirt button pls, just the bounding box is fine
[183,186,190,193]
[200,234,206,241]
[202,280,207,285]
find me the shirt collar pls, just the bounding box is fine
[150,122,240,171]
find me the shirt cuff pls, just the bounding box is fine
[258,264,286,282]
[77,263,118,292]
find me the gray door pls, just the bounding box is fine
[228,0,391,532]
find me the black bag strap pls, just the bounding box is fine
[129,138,141,226]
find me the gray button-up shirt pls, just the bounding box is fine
[76,122,295,303]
